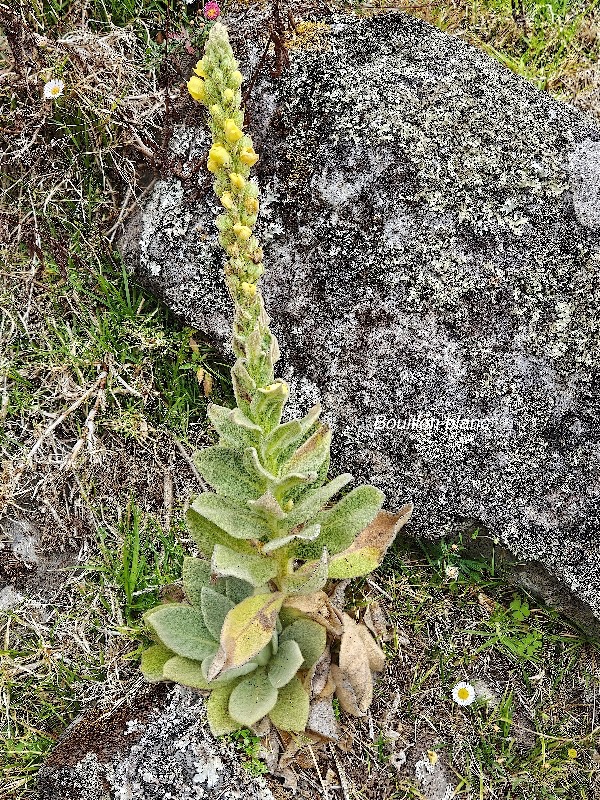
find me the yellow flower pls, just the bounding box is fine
[222,88,235,103]
[220,192,235,210]
[568,749,578,759]
[244,197,259,215]
[233,224,252,241]
[240,146,258,167]
[194,59,207,78]
[229,172,245,190]
[230,70,243,86]
[187,76,205,102]
[224,119,243,143]
[209,144,231,167]
[240,281,256,297]
[207,157,218,174]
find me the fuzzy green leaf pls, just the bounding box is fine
[284,473,353,529]
[140,644,174,682]
[231,360,256,419]
[296,485,385,560]
[261,522,321,554]
[194,446,266,500]
[144,604,217,661]
[182,556,224,608]
[191,493,273,541]
[201,653,258,684]
[225,576,254,605]
[263,403,322,468]
[217,592,285,674]
[328,506,412,579]
[208,404,262,450]
[212,544,278,587]
[280,550,328,595]
[163,655,212,689]
[250,381,289,433]
[207,683,241,737]
[186,507,255,558]
[283,424,331,478]
[267,640,304,688]
[247,492,285,521]
[228,668,278,726]
[268,677,310,733]
[201,586,235,639]
[272,471,318,501]
[279,618,327,669]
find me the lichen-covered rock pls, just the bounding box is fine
[36,684,274,800]
[121,9,600,617]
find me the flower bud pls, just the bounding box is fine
[222,88,235,104]
[283,499,294,511]
[194,60,207,78]
[187,76,205,102]
[207,157,218,174]
[229,172,245,190]
[230,70,243,86]
[233,223,252,241]
[224,118,243,143]
[220,191,235,210]
[240,146,258,167]
[209,144,231,167]
[244,197,259,215]
[210,103,222,117]
[240,281,256,297]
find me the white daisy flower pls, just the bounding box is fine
[452,681,475,706]
[43,79,64,100]
[445,564,459,581]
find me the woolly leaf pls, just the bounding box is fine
[279,618,326,669]
[216,592,285,675]
[212,544,278,587]
[163,655,212,689]
[242,447,277,483]
[280,550,328,595]
[284,473,353,529]
[191,493,273,540]
[207,683,241,737]
[267,639,304,689]
[194,446,266,500]
[263,403,322,468]
[225,576,254,605]
[250,381,289,433]
[336,613,373,713]
[254,642,273,666]
[356,623,386,672]
[268,677,310,733]
[186,507,255,558]
[328,505,413,579]
[201,653,258,684]
[140,644,174,682]
[144,604,217,661]
[208,404,262,450]
[248,492,285,521]
[201,586,235,639]
[330,664,366,717]
[228,668,278,726]
[261,522,321,554]
[283,424,331,478]
[272,471,318,501]
[231,360,256,419]
[296,485,385,560]
[182,556,224,608]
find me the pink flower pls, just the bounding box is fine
[203,1,220,19]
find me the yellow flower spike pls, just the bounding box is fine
[224,119,243,143]
[240,146,259,167]
[220,192,235,210]
[209,144,231,167]
[230,70,243,86]
[222,88,235,104]
[187,76,205,102]
[233,223,252,241]
[240,281,257,297]
[244,197,259,215]
[229,173,245,191]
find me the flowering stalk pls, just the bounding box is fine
[187,23,278,404]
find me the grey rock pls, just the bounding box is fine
[122,10,600,617]
[36,684,274,800]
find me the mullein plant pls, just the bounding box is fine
[141,22,413,740]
